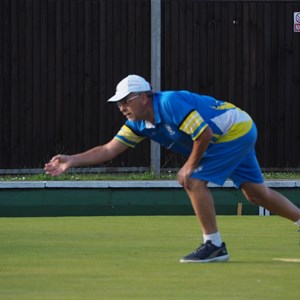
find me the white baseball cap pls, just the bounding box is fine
[107,75,151,102]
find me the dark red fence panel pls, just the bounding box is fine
[0,0,299,170]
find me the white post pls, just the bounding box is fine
[259,206,270,216]
[151,0,161,175]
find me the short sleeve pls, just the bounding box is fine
[114,124,145,148]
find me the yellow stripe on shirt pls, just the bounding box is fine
[215,119,253,143]
[179,110,205,136]
[213,102,237,110]
[115,125,145,147]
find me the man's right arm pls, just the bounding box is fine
[44,139,129,176]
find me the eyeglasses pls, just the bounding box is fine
[116,94,140,108]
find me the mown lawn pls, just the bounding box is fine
[0,216,299,299]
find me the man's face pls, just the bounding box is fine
[117,93,145,121]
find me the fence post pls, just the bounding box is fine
[151,0,161,175]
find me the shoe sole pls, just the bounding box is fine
[179,254,230,263]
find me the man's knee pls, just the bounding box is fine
[241,183,270,206]
[243,193,262,205]
[185,178,208,191]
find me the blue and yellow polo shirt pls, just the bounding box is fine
[114,91,253,157]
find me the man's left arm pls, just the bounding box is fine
[177,126,213,189]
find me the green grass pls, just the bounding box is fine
[0,171,174,181]
[0,171,300,181]
[0,216,299,299]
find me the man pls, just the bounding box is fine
[45,74,300,263]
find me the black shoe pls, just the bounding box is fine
[180,240,230,263]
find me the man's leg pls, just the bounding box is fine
[180,178,229,263]
[185,178,218,234]
[241,182,300,222]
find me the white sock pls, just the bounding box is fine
[294,219,300,226]
[203,232,222,247]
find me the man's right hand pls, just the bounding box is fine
[44,155,72,176]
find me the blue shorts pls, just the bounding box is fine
[190,123,264,188]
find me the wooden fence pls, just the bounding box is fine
[1,0,300,170]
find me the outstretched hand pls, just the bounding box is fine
[44,155,72,176]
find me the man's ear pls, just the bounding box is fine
[141,92,150,105]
